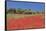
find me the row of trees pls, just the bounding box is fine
[6,8,44,14]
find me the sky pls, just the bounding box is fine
[7,1,45,12]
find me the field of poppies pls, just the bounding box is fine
[7,14,45,30]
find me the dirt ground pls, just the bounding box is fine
[7,14,45,30]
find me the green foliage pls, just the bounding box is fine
[16,8,24,14]
[6,8,36,14]
[6,8,16,14]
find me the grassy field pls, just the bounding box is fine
[7,14,44,19]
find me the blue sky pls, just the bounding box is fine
[7,1,45,12]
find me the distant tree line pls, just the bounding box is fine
[6,8,44,14]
